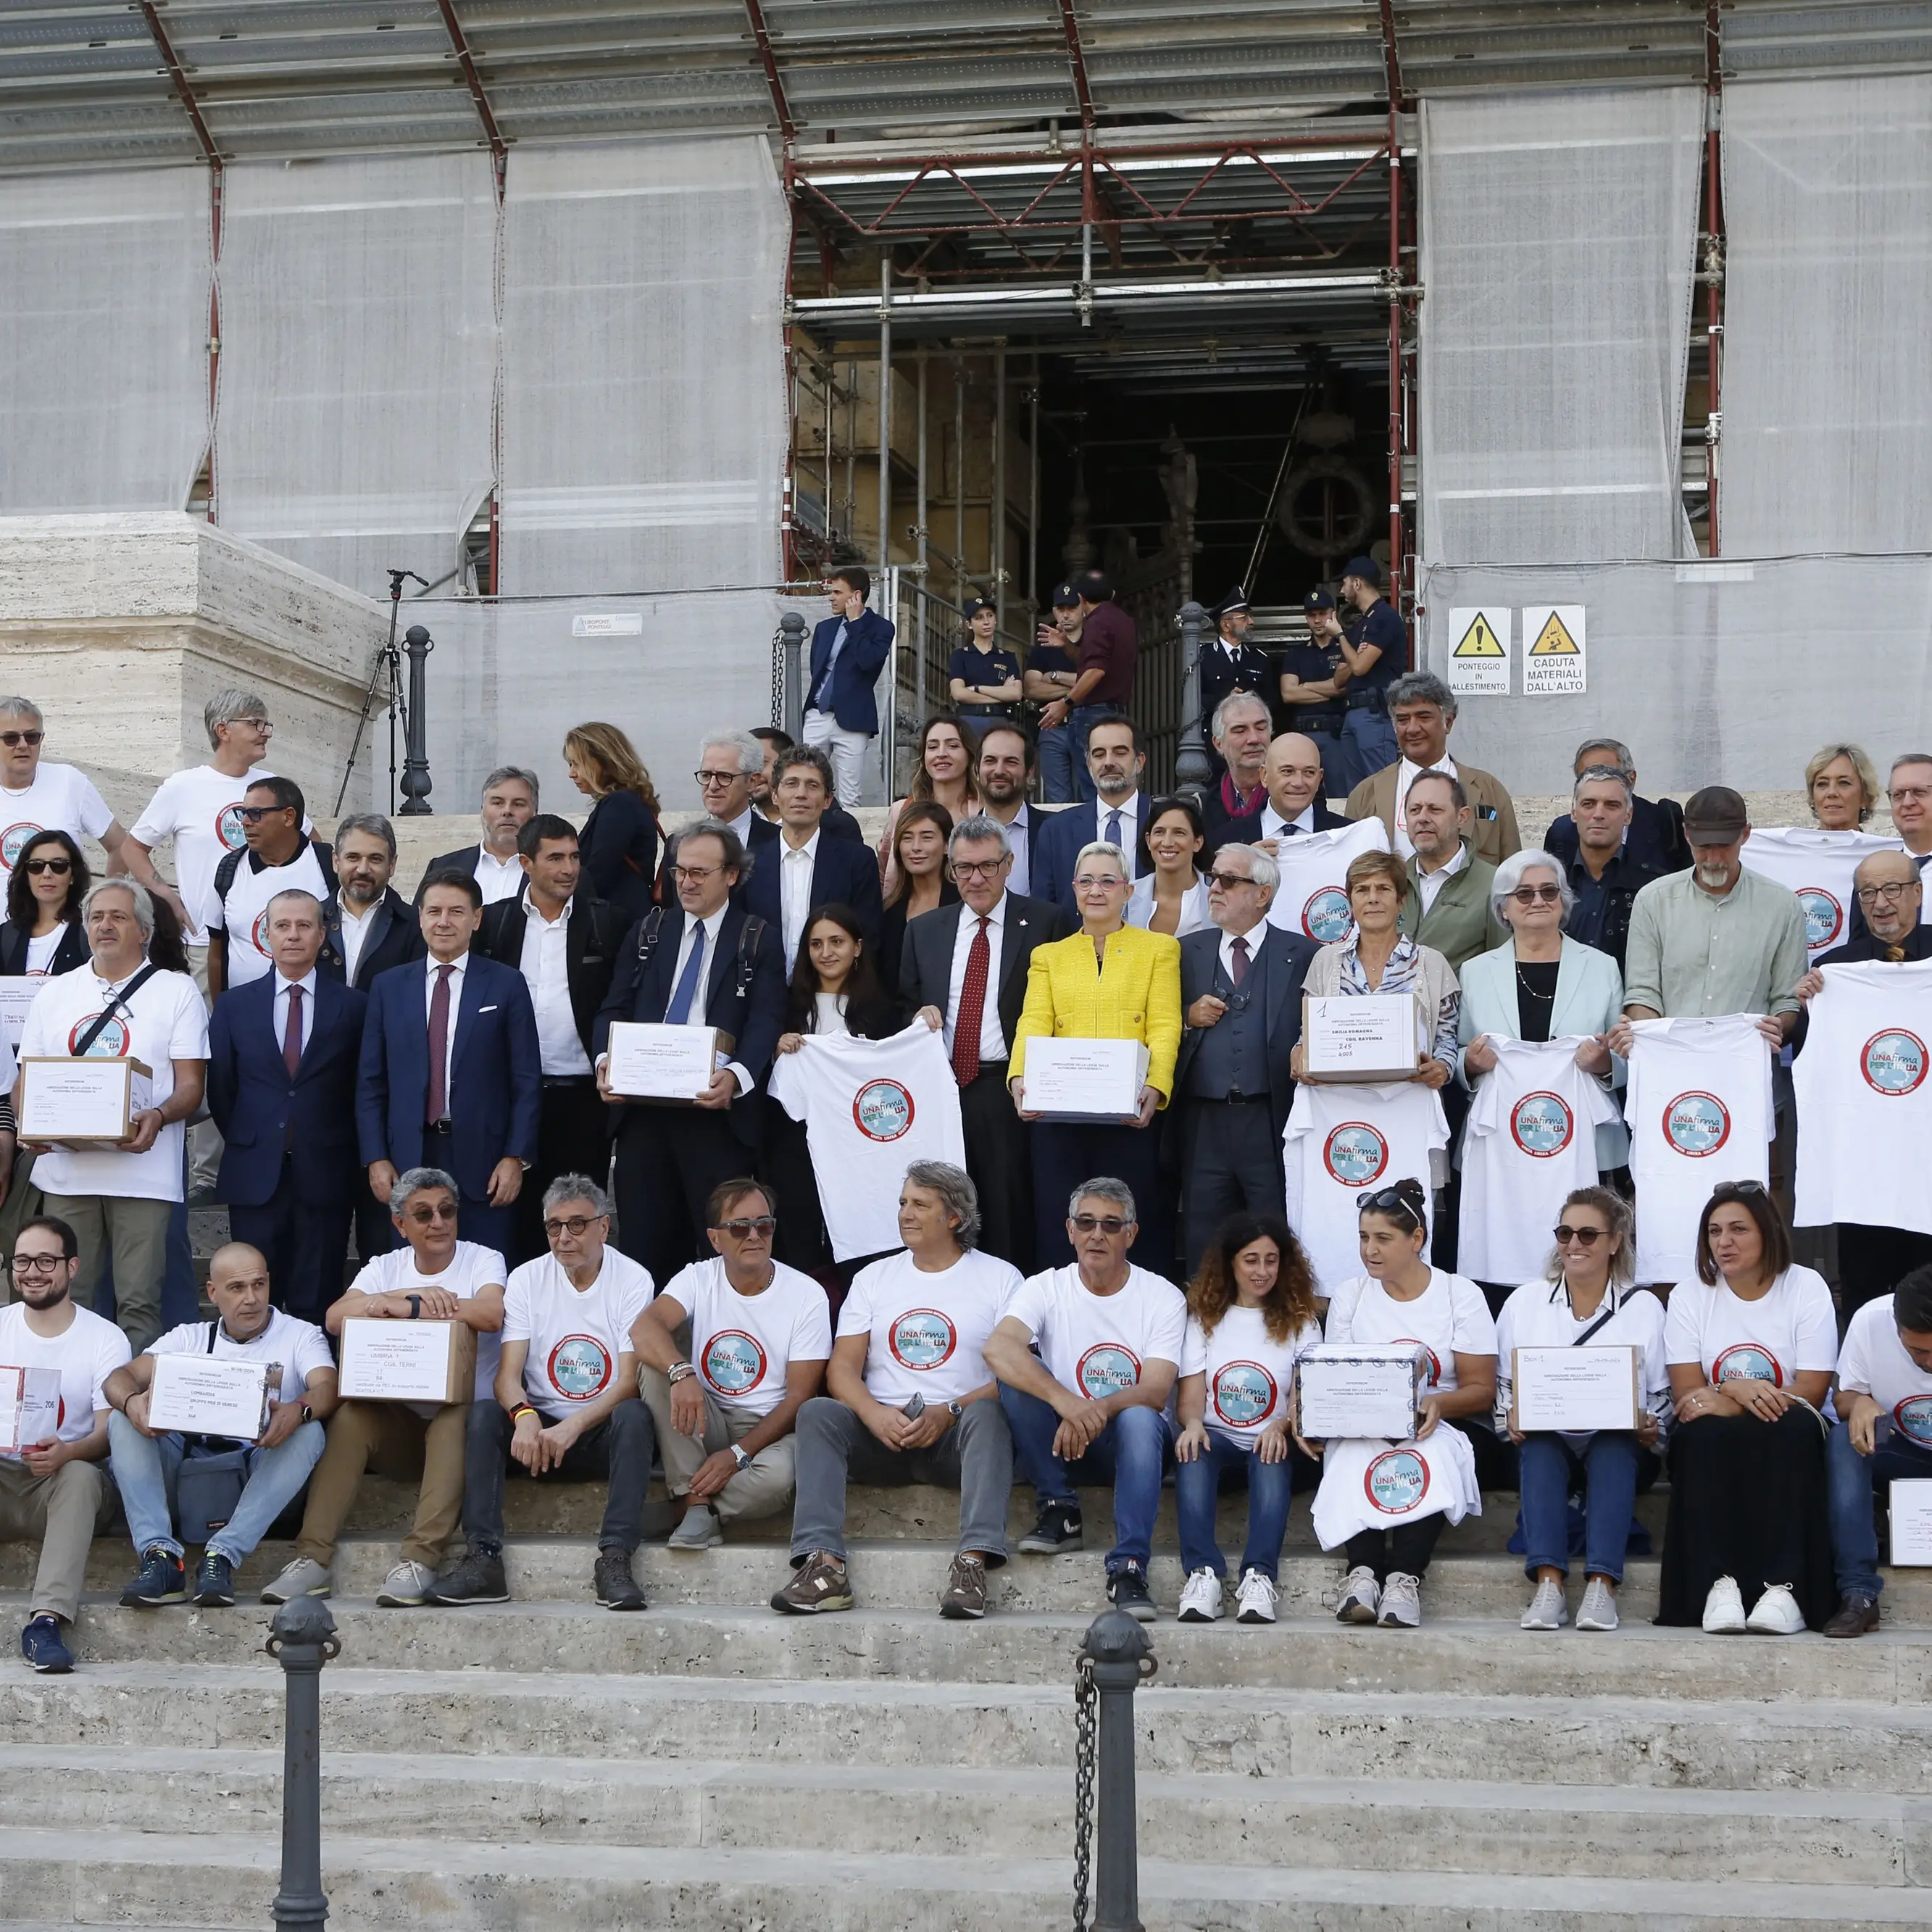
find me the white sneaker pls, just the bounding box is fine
[1335,1565,1381,1625]
[1702,1574,1748,1633]
[1575,1577,1620,1632]
[1378,1571,1422,1628]
[260,1557,331,1604]
[1746,1582,1805,1635]
[667,1504,723,1551]
[1520,1577,1568,1631]
[1234,1568,1278,1625]
[376,1560,436,1608]
[1177,1567,1223,1623]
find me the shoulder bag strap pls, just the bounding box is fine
[72,961,162,1059]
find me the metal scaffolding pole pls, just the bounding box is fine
[954,358,967,595]
[1386,110,1404,590]
[1028,356,1040,608]
[916,346,929,578]
[994,341,1007,637]
[1704,0,1725,557]
[878,255,893,569]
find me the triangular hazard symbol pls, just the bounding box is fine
[1529,612,1581,656]
[1453,614,1504,659]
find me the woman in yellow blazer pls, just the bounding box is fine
[1011,838,1183,1269]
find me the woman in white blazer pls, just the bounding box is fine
[1457,849,1628,1171]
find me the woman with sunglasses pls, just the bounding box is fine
[1304,1177,1496,1628]
[879,715,980,898]
[1495,1188,1668,1632]
[0,830,90,978]
[1126,796,1211,939]
[1659,1182,1838,1633]
[875,802,959,997]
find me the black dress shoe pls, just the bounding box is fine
[1823,1592,1880,1638]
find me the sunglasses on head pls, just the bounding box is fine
[1357,1184,1423,1228]
[1712,1180,1767,1201]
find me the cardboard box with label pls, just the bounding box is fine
[145,1354,277,1441]
[1296,1344,1428,1440]
[19,1056,153,1148]
[0,1366,62,1454]
[1022,1038,1151,1123]
[338,1318,477,1405]
[1300,994,1421,1083]
[605,1021,724,1103]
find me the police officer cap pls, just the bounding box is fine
[1050,580,1082,609]
[964,596,995,617]
[1302,588,1336,612]
[1341,556,1382,587]
[1215,586,1251,619]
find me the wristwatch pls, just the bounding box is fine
[299,1402,313,1423]
[730,1443,752,1472]
[406,1293,422,1320]
[946,1400,965,1418]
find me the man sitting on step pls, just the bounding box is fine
[433,1174,657,1612]
[262,1167,505,1610]
[106,1241,337,1610]
[773,1162,1018,1620]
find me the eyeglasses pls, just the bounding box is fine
[694,770,741,789]
[1070,1215,1131,1234]
[952,859,1007,880]
[544,1215,602,1237]
[9,1253,64,1275]
[22,858,70,876]
[1553,1224,1607,1246]
[1206,869,1257,888]
[0,731,43,748]
[1073,874,1125,891]
[404,1203,459,1223]
[712,1215,777,1238]
[1857,880,1916,905]
[234,718,272,735]
[1509,884,1563,905]
[1891,786,1932,804]
[236,805,290,823]
[673,862,721,883]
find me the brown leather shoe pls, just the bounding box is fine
[1823,1593,1880,1638]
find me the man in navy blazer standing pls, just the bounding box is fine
[1033,712,1155,908]
[802,566,894,807]
[357,869,542,1258]
[594,820,788,1284]
[741,745,883,967]
[207,888,367,1325]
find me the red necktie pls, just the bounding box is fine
[426,963,453,1124]
[283,983,304,1080]
[1229,935,1250,989]
[952,916,991,1086]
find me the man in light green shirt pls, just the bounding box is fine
[1396,770,1506,973]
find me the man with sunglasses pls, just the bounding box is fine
[204,776,335,998]
[262,1166,507,1610]
[1396,770,1506,974]
[0,697,128,883]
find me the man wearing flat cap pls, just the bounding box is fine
[1197,586,1276,777]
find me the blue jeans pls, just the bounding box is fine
[1037,723,1078,804]
[1173,1428,1294,1581]
[108,1410,325,1565]
[1517,1431,1641,1583]
[1828,1418,1932,1599]
[1067,704,1112,803]
[1335,706,1396,797]
[999,1383,1170,1572]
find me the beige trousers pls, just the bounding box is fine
[638,1365,795,1524]
[0,1454,114,1623]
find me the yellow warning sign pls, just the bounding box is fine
[1529,610,1581,656]
[1454,614,1506,659]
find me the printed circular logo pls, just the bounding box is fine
[0,822,43,870]
[67,1010,130,1057]
[1862,1029,1928,1097]
[1510,1091,1575,1159]
[852,1078,915,1142]
[702,1329,768,1395]
[215,802,248,852]
[1301,886,1354,944]
[1797,887,1844,952]
[251,908,275,957]
[1323,1121,1388,1186]
[1394,1337,1442,1388]
[1364,1447,1431,1515]
[1712,1342,1783,1387]
[1077,1342,1141,1399]
[1663,1091,1730,1157]
[1894,1395,1932,1446]
[888,1307,957,1371]
[547,1334,612,1402]
[1211,1360,1278,1429]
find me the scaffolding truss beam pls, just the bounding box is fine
[134,1,220,164]
[744,0,796,141]
[1057,0,1096,128]
[433,0,507,162]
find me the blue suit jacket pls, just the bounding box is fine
[208,973,369,1208]
[807,608,895,736]
[741,830,886,964]
[355,953,542,1200]
[1034,799,1155,908]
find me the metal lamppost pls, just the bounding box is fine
[397,623,434,816]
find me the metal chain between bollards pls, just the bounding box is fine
[1072,1651,1097,1931]
[267,1595,341,1931]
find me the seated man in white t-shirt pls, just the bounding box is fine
[104,1240,338,1610]
[261,1167,506,1610]
[0,1215,131,1673]
[773,1162,1019,1620]
[634,1178,832,1551]
[983,1177,1187,1623]
[433,1175,657,1612]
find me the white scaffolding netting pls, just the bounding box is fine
[1720,75,1932,557]
[212,154,499,601]
[499,138,791,596]
[0,167,209,513]
[1418,89,1703,565]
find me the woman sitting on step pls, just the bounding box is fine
[1658,1183,1838,1634]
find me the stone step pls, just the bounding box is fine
[0,1829,1928,1930]
[3,1744,1921,1885]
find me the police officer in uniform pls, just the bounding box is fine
[1276,588,1352,802]
[1197,586,1277,780]
[1333,555,1407,796]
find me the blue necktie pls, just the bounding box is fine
[665,925,707,1025]
[1105,808,1123,850]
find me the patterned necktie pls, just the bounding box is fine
[1228,935,1250,989]
[1105,807,1123,851]
[283,983,304,1080]
[666,924,707,1025]
[952,916,991,1086]
[425,964,453,1124]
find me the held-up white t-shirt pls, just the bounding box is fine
[1262,817,1391,945]
[130,762,288,946]
[1179,1304,1321,1444]
[0,1301,130,1449]
[1838,1294,1932,1447]
[661,1257,833,1417]
[1323,1268,1496,1394]
[1000,1264,1187,1402]
[1662,1265,1838,1388]
[346,1241,507,1404]
[837,1247,1020,1407]
[148,1307,333,1406]
[1740,826,1906,958]
[0,764,114,874]
[501,1249,654,1420]
[209,843,333,987]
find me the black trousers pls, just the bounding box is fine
[1346,1514,1446,1582]
[1032,1119,1174,1273]
[961,1062,1035,1274]
[228,1159,352,1328]
[1180,1097,1285,1276]
[512,1079,612,1265]
[614,1104,757,1286]
[1836,1223,1932,1328]
[765,1096,830,1274]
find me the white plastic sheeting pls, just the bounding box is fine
[1418,90,1703,565]
[0,167,209,514]
[499,138,790,596]
[1419,554,1932,795]
[212,154,499,601]
[1720,75,1932,557]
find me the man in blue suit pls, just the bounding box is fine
[741,746,883,967]
[802,566,894,808]
[594,820,788,1285]
[1033,712,1154,908]
[208,888,368,1325]
[357,869,542,1258]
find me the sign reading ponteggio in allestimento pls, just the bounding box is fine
[1446,608,1511,696]
[1522,607,1586,695]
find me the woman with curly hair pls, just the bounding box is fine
[564,720,662,925]
[1173,1210,1323,1626]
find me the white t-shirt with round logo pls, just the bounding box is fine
[208,841,333,987]
[0,1300,131,1449]
[1740,826,1905,959]
[837,1247,1020,1407]
[1262,816,1391,944]
[148,1307,333,1406]
[1839,1294,1932,1446]
[1323,1267,1496,1394]
[1000,1264,1187,1402]
[1179,1303,1321,1444]
[661,1257,833,1417]
[0,764,114,874]
[1662,1265,1838,1388]
[346,1241,507,1404]
[502,1248,654,1421]
[130,761,286,946]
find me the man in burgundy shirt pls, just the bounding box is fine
[1035,570,1136,804]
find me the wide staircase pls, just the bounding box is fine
[2,1478,1931,1929]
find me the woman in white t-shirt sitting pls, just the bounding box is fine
[1305,1179,1497,1629]
[1496,1187,1668,1634]
[1174,1211,1322,1627]
[1660,1181,1839,1633]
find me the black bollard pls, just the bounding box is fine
[267,1595,340,1930]
[1174,599,1212,795]
[397,623,435,816]
[1075,1607,1157,1932]
[779,609,807,739]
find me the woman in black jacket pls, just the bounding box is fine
[564,721,662,925]
[0,830,91,978]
